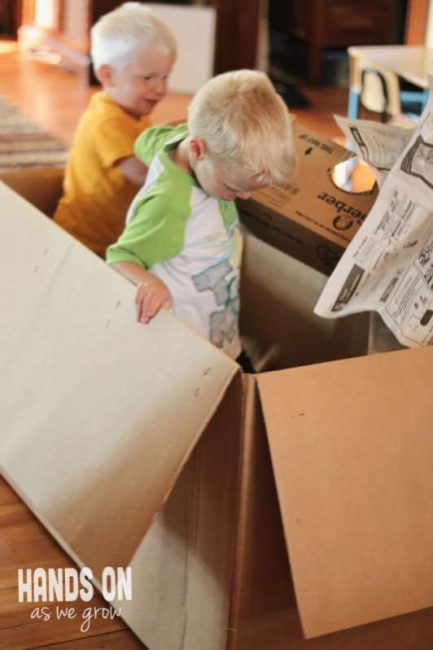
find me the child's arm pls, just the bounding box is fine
[115,156,148,186]
[110,261,172,324]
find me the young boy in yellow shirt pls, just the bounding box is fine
[54,2,176,257]
[106,70,296,365]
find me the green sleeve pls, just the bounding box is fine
[106,180,192,268]
[135,124,188,165]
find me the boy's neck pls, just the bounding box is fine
[172,137,194,177]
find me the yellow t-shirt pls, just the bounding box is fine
[54,91,150,257]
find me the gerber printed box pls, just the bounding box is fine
[238,123,378,275]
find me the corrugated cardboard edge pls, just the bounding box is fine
[109,372,246,650]
[227,373,256,650]
[227,374,295,650]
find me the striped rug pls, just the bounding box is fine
[0,95,68,171]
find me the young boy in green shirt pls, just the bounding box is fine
[106,70,296,363]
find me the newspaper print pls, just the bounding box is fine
[315,81,433,347]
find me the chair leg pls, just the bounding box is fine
[399,89,428,114]
[347,88,360,118]
[361,68,390,122]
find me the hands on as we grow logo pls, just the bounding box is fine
[18,567,132,633]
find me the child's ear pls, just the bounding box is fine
[189,137,206,161]
[95,64,114,87]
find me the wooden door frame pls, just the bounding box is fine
[405,0,430,44]
[211,0,262,73]
[20,0,64,32]
[19,0,89,79]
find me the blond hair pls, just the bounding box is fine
[91,2,176,71]
[187,70,296,186]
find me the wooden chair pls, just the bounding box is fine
[348,55,426,122]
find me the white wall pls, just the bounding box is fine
[35,0,57,29]
[143,3,216,93]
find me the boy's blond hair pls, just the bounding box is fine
[187,70,296,187]
[91,2,176,71]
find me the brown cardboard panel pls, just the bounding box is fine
[0,182,237,580]
[240,232,369,371]
[229,376,433,650]
[0,167,63,217]
[122,375,244,650]
[257,346,433,638]
[229,375,296,650]
[239,124,378,276]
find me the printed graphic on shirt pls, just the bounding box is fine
[192,258,239,348]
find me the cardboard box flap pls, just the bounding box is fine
[120,376,244,650]
[0,181,238,576]
[257,346,433,638]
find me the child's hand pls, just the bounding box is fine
[135,278,172,324]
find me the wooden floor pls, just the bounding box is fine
[0,44,350,649]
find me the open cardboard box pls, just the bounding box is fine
[1,164,433,650]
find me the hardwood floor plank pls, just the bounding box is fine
[0,610,127,650]
[28,629,146,649]
[0,583,132,649]
[0,480,142,648]
[0,480,21,506]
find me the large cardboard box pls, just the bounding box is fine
[1,176,433,650]
[238,124,378,276]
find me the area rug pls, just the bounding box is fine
[0,95,68,171]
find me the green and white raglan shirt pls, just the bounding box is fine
[106,124,242,359]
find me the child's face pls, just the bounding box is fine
[105,46,175,117]
[195,154,266,201]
